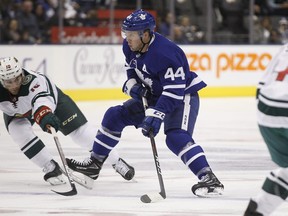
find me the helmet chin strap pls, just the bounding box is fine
[136,31,153,55]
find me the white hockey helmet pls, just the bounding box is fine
[0,57,22,84]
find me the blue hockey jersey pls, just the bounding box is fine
[123,32,207,114]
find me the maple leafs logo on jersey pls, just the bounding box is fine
[128,58,153,91]
[135,68,153,88]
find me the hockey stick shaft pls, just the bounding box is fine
[148,131,166,198]
[142,97,166,199]
[50,127,77,196]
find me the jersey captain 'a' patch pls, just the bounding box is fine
[142,64,150,74]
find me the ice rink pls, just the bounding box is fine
[0,97,287,216]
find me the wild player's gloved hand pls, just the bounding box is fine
[142,108,165,137]
[34,106,61,133]
[122,78,150,102]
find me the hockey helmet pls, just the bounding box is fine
[0,57,22,85]
[122,9,155,38]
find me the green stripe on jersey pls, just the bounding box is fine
[262,176,288,200]
[23,139,45,159]
[258,100,288,117]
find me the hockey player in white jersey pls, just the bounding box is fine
[0,57,135,186]
[66,9,224,197]
[244,44,288,216]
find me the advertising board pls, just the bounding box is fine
[0,44,280,100]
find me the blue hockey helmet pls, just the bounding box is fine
[122,9,156,35]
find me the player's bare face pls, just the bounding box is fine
[3,75,23,95]
[125,31,143,51]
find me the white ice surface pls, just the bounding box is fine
[0,97,287,216]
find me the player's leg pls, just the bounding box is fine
[164,93,223,197]
[66,99,144,180]
[244,126,288,215]
[244,167,288,216]
[4,115,65,185]
[55,89,135,180]
[68,122,135,180]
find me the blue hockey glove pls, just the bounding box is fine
[122,78,150,102]
[34,106,61,133]
[142,108,165,137]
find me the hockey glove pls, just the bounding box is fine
[34,106,61,133]
[142,108,165,137]
[122,78,150,102]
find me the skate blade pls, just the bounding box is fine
[67,168,94,190]
[46,175,66,186]
[60,167,94,190]
[194,187,224,198]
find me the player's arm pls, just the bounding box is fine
[257,44,288,98]
[121,41,151,100]
[122,77,151,102]
[30,75,61,133]
[34,106,60,133]
[122,59,151,101]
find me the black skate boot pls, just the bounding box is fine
[66,156,103,180]
[191,171,224,197]
[43,160,65,185]
[244,199,263,216]
[112,158,135,181]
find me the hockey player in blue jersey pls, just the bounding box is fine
[66,9,224,197]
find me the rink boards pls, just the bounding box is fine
[0,44,280,101]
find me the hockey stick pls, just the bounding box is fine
[140,97,166,203]
[50,127,77,196]
[61,167,94,190]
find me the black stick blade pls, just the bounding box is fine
[140,192,165,203]
[51,184,77,196]
[140,194,152,203]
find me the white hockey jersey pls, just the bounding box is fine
[257,43,288,128]
[0,68,58,119]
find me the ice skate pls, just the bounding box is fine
[112,158,135,181]
[192,171,224,197]
[244,199,263,216]
[43,160,65,185]
[66,156,103,180]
